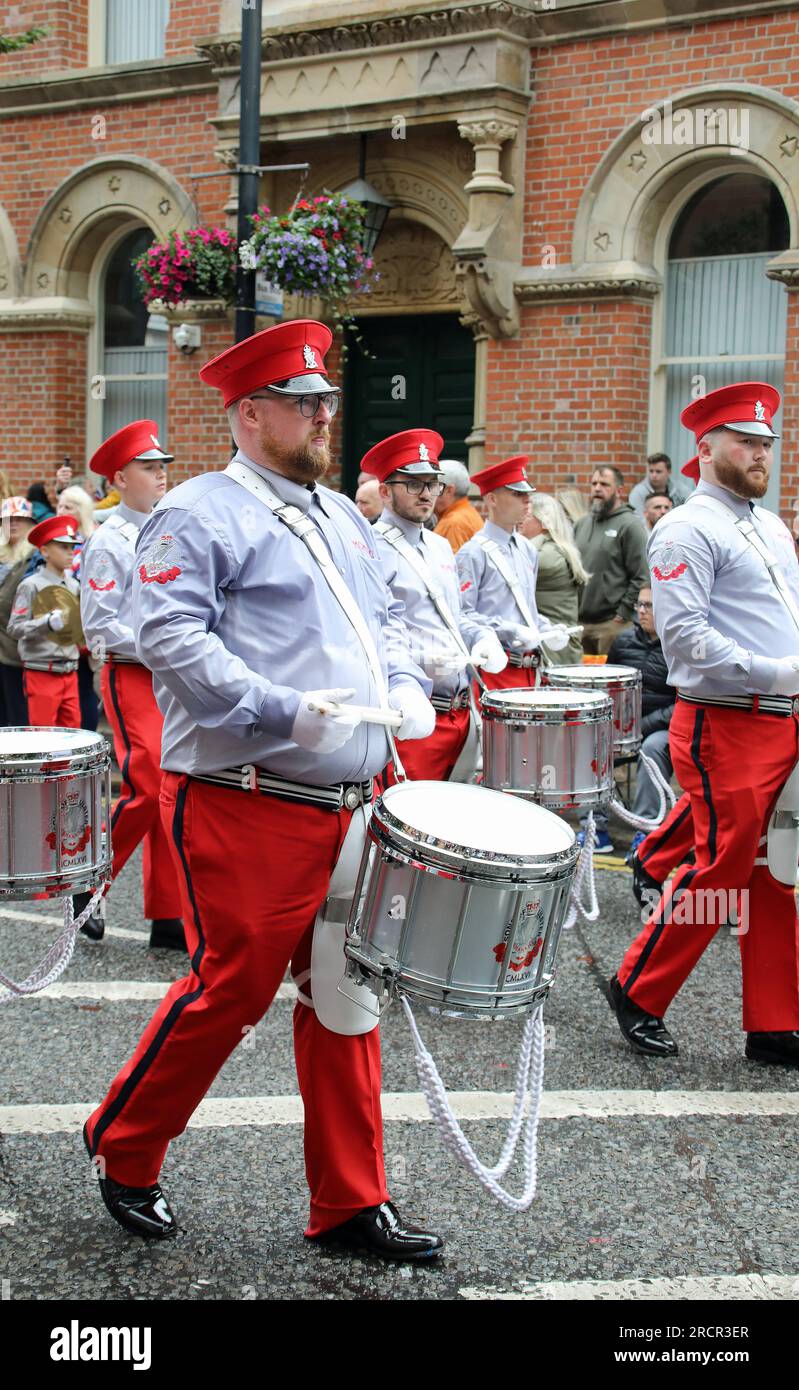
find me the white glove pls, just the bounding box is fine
[48,611,66,632]
[541,623,571,653]
[291,687,363,754]
[421,639,465,681]
[771,657,799,696]
[389,684,436,741]
[470,632,507,674]
[509,624,540,651]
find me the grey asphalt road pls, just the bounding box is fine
[0,817,797,1305]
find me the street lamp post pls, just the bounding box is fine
[235,0,263,344]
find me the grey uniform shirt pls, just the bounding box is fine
[132,450,430,783]
[456,520,554,647]
[80,502,151,662]
[8,565,80,671]
[374,506,490,698]
[649,479,799,697]
[630,476,693,520]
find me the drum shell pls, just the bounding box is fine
[546,666,642,757]
[0,730,112,900]
[346,792,578,1019]
[481,692,613,810]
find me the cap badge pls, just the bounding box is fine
[418,443,430,461]
[754,400,765,421]
[150,433,162,450]
[303,345,318,369]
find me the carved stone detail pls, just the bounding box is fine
[515,270,662,303]
[58,206,72,224]
[158,198,171,215]
[107,175,121,193]
[458,117,517,195]
[352,220,459,311]
[455,256,519,338]
[780,134,799,158]
[214,145,239,170]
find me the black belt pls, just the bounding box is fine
[24,662,78,674]
[678,692,799,718]
[431,690,471,712]
[192,765,374,811]
[108,655,143,666]
[506,650,541,669]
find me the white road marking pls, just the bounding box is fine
[0,905,153,942]
[2,1089,798,1134]
[13,980,296,1003]
[459,1273,799,1301]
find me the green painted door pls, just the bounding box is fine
[342,314,475,495]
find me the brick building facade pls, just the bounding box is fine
[2,1,798,515]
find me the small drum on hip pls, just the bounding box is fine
[0,728,112,900]
[481,687,613,810]
[546,664,642,757]
[344,780,578,1019]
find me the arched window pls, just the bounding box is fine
[101,226,168,444]
[660,173,789,510]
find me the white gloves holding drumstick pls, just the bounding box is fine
[292,682,436,751]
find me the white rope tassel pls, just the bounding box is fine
[0,884,105,1003]
[400,995,546,1212]
[564,808,600,929]
[608,748,677,832]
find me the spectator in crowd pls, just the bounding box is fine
[577,584,676,854]
[643,492,674,530]
[57,486,100,731]
[55,459,73,496]
[0,497,38,725]
[433,459,483,552]
[556,486,589,526]
[520,492,588,665]
[629,452,692,521]
[574,467,649,655]
[26,481,57,523]
[354,478,383,522]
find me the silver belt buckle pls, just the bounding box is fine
[792,697,799,716]
[343,784,362,811]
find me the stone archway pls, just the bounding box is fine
[0,204,22,298]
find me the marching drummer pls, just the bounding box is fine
[366,427,507,781]
[610,382,799,1067]
[84,320,444,1260]
[7,514,81,728]
[77,421,184,949]
[456,457,572,688]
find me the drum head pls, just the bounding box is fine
[483,688,611,711]
[379,780,575,862]
[0,727,108,773]
[548,664,639,684]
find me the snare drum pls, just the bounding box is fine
[344,780,578,1019]
[481,687,613,809]
[0,728,112,900]
[546,664,642,757]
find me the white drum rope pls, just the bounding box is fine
[564,809,600,929]
[401,995,546,1212]
[0,885,105,1003]
[607,748,676,831]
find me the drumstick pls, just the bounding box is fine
[307,700,404,729]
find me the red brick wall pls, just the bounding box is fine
[0,332,87,488]
[779,292,799,522]
[0,2,88,77]
[165,1,223,57]
[167,318,236,482]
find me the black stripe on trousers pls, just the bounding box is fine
[640,798,692,865]
[88,779,205,1158]
[108,664,136,832]
[622,707,715,998]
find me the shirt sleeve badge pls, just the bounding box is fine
[86,550,117,592]
[138,534,182,586]
[652,540,688,582]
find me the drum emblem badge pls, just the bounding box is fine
[46,792,91,858]
[493,900,544,973]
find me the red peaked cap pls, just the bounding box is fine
[199,319,337,408]
[89,419,173,483]
[681,455,700,482]
[360,429,444,482]
[680,381,781,444]
[471,455,534,497]
[29,514,79,549]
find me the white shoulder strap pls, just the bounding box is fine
[475,532,536,629]
[375,521,471,665]
[224,459,405,773]
[689,492,799,638]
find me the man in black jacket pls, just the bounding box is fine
[608,585,675,830]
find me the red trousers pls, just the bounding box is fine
[85,775,388,1235]
[394,705,470,781]
[637,792,695,883]
[102,662,181,920]
[23,669,80,727]
[476,663,538,693]
[618,701,799,1033]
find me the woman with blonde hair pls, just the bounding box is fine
[555,486,589,526]
[521,492,589,664]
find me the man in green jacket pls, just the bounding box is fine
[574,467,649,655]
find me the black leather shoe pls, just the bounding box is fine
[308,1201,443,1262]
[73,890,105,942]
[628,852,663,910]
[609,974,678,1057]
[148,918,185,951]
[745,1031,799,1067]
[84,1123,177,1240]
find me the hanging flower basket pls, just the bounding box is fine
[133,228,238,310]
[239,193,378,331]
